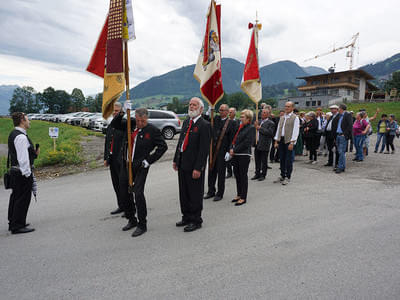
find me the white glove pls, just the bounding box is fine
[224,152,231,162]
[142,160,150,168]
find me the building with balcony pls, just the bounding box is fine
[278,70,378,109]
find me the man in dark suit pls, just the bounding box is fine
[104,102,125,215]
[112,108,168,237]
[331,103,353,173]
[252,109,275,181]
[204,104,235,201]
[324,105,339,168]
[270,110,284,163]
[173,97,211,232]
[226,107,239,178]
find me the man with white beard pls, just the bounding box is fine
[173,97,211,232]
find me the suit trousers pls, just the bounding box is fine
[119,164,149,228]
[232,155,250,200]
[254,148,269,177]
[270,142,279,162]
[326,136,339,166]
[178,169,204,225]
[279,139,294,179]
[226,160,233,176]
[207,152,226,197]
[8,173,32,231]
[109,156,123,210]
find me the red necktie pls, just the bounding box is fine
[182,119,193,152]
[110,136,114,154]
[232,123,244,145]
[129,128,140,158]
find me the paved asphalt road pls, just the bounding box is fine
[1,148,400,299]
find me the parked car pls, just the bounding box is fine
[59,112,80,123]
[65,112,87,125]
[69,113,94,126]
[82,113,102,128]
[121,109,181,140]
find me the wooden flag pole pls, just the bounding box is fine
[255,102,259,144]
[209,105,214,169]
[124,41,133,192]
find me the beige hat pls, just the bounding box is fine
[329,105,339,109]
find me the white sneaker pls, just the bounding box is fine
[311,161,317,165]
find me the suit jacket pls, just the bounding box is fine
[173,116,211,172]
[211,116,236,156]
[111,113,167,169]
[304,118,318,138]
[231,124,255,155]
[256,118,275,152]
[104,122,125,163]
[332,111,353,140]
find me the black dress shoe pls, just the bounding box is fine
[184,223,201,232]
[11,227,35,234]
[176,220,188,227]
[226,174,232,178]
[324,163,333,167]
[258,176,266,181]
[251,175,260,180]
[122,220,137,231]
[213,195,223,202]
[231,198,240,203]
[203,193,215,199]
[131,227,147,237]
[267,166,272,169]
[24,223,30,228]
[110,208,124,215]
[335,169,344,174]
[235,200,247,206]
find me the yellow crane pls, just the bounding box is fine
[304,32,359,70]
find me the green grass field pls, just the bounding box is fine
[0,119,102,177]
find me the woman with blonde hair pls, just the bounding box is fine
[229,109,255,206]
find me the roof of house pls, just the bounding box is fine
[297,69,374,81]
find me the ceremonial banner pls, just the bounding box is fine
[86,17,108,78]
[123,0,136,41]
[193,0,223,106]
[103,0,126,119]
[241,23,262,103]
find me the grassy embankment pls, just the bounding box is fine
[0,119,102,177]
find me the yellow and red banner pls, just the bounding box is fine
[87,0,136,118]
[193,0,224,107]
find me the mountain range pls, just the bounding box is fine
[1,52,400,114]
[129,58,326,100]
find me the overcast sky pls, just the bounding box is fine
[0,0,399,96]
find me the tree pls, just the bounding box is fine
[385,71,400,93]
[71,88,85,111]
[37,87,72,114]
[86,93,103,112]
[9,86,37,113]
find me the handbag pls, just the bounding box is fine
[3,152,11,189]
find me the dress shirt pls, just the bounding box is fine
[326,113,337,131]
[336,114,344,134]
[274,113,300,143]
[14,127,31,177]
[130,128,141,161]
[180,114,201,152]
[317,116,323,131]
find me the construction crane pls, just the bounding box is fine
[304,32,359,70]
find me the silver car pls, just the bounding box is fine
[119,109,181,140]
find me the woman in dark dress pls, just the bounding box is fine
[229,109,255,206]
[303,111,319,164]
